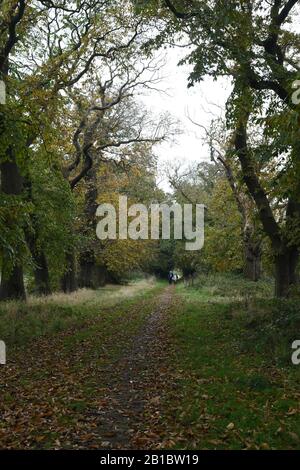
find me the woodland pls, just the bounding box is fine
[0,0,300,452]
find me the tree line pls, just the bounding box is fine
[138,0,300,297]
[1,0,300,300]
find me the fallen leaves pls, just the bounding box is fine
[1,284,300,451]
[0,288,178,450]
[0,294,154,448]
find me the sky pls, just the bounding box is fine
[144,7,300,191]
[141,47,232,190]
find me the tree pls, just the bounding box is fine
[142,0,300,296]
[168,161,243,276]
[0,0,160,299]
[0,0,27,299]
[189,116,263,281]
[59,59,172,290]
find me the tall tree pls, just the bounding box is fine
[189,116,263,281]
[141,0,300,296]
[0,0,27,299]
[0,0,156,299]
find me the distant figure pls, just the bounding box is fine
[172,272,177,284]
[168,271,173,285]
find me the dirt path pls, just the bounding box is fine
[0,285,176,449]
[93,287,175,449]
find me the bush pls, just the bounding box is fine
[193,272,274,299]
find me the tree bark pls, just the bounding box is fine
[78,165,106,289]
[0,156,26,301]
[61,250,78,293]
[0,264,26,301]
[0,7,27,301]
[243,241,262,282]
[79,256,94,289]
[32,250,51,296]
[275,246,298,298]
[22,173,52,296]
[243,226,262,282]
[213,151,262,282]
[25,221,51,296]
[79,252,106,289]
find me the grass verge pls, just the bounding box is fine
[0,279,166,449]
[0,278,161,347]
[163,277,300,450]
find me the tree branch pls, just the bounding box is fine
[0,0,26,73]
[164,0,189,19]
[277,0,299,25]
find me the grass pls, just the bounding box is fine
[1,273,300,450]
[0,278,167,449]
[0,278,161,347]
[193,272,274,301]
[164,274,300,450]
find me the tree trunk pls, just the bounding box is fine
[79,258,94,289]
[79,253,106,289]
[244,245,262,282]
[0,156,26,301]
[234,109,292,298]
[212,148,263,283]
[0,264,26,301]
[78,165,106,289]
[61,250,78,293]
[25,225,51,296]
[243,226,262,282]
[0,8,27,301]
[275,246,298,298]
[94,265,106,288]
[32,251,51,296]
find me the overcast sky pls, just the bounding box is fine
[141,47,232,190]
